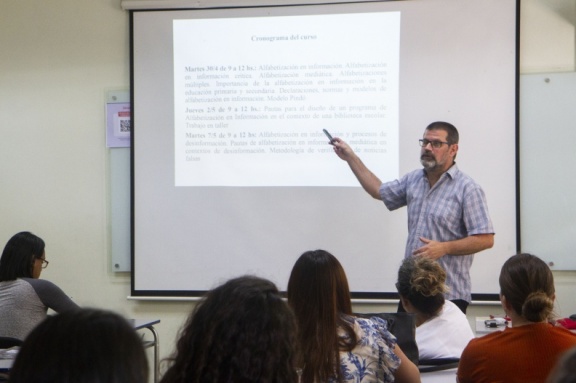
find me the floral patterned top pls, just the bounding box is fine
[331,315,400,383]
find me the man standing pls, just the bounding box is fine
[331,121,494,313]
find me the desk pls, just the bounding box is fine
[421,367,457,383]
[0,349,18,381]
[475,316,509,336]
[0,348,18,367]
[132,319,161,383]
[0,357,13,371]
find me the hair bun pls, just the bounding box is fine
[522,291,554,322]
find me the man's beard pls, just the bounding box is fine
[420,156,437,170]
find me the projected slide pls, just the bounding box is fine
[173,12,400,187]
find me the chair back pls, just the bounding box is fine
[418,357,460,373]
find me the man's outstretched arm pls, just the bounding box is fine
[331,137,382,200]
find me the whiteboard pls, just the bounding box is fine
[519,72,576,270]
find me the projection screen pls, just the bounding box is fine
[129,0,518,299]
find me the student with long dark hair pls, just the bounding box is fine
[160,275,299,383]
[9,308,148,383]
[0,231,78,340]
[287,250,420,383]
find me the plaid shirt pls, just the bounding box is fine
[379,164,494,302]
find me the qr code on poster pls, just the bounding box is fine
[120,118,131,133]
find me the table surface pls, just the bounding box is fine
[475,316,510,335]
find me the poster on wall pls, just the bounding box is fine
[106,102,131,148]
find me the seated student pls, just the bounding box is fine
[396,256,474,359]
[0,231,79,340]
[457,253,576,383]
[547,346,576,383]
[8,308,148,383]
[160,275,299,383]
[287,249,420,383]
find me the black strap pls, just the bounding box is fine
[418,358,460,373]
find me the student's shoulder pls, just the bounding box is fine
[352,314,388,328]
[549,323,576,339]
[464,328,507,350]
[21,277,61,291]
[21,277,55,286]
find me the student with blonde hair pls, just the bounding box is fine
[396,256,474,359]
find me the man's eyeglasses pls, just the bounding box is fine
[419,139,451,149]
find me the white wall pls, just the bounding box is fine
[0,0,574,378]
[520,0,576,73]
[0,0,193,375]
